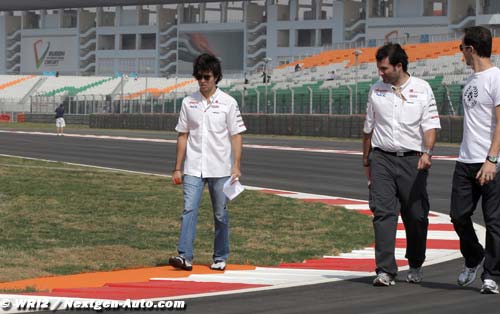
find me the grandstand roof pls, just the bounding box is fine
[0,0,223,11]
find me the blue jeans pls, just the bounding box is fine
[177,175,230,262]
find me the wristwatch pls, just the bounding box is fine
[486,155,498,164]
[423,148,433,157]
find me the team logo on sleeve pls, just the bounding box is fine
[463,85,478,109]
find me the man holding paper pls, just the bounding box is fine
[169,53,246,272]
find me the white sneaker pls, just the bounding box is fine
[210,260,226,271]
[480,279,499,294]
[406,267,423,283]
[373,272,395,286]
[457,258,484,287]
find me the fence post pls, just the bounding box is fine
[273,90,277,114]
[328,88,332,115]
[346,85,353,115]
[239,90,245,112]
[255,89,260,114]
[307,86,313,114]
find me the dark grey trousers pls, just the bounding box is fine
[369,149,430,276]
[450,161,500,281]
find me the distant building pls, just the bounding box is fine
[0,0,498,76]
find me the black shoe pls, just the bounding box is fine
[169,255,192,271]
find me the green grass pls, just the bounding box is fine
[0,156,373,282]
[0,286,41,293]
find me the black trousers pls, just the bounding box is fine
[369,149,430,276]
[450,161,500,280]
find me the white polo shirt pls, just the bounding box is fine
[175,88,246,178]
[459,66,500,163]
[363,76,441,152]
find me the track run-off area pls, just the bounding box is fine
[0,129,496,314]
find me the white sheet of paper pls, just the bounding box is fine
[223,177,245,200]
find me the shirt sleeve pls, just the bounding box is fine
[421,84,441,132]
[363,89,375,134]
[175,98,189,133]
[227,98,246,136]
[490,74,500,107]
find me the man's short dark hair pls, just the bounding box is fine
[192,53,222,83]
[375,43,409,72]
[463,26,492,58]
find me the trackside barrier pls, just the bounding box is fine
[23,113,464,143]
[0,114,11,122]
[17,113,25,122]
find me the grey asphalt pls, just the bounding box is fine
[0,130,497,313]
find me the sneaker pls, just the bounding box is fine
[406,267,423,283]
[480,279,499,294]
[373,272,395,286]
[457,258,484,287]
[168,255,192,271]
[210,260,226,271]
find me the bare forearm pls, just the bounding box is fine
[175,133,188,170]
[423,129,437,151]
[231,134,243,169]
[362,132,372,166]
[487,107,500,157]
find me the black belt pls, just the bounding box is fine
[373,147,422,157]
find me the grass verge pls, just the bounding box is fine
[0,156,373,282]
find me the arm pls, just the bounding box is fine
[362,132,372,167]
[417,128,437,170]
[172,132,188,184]
[362,89,375,183]
[230,133,243,183]
[362,132,372,185]
[476,105,500,185]
[418,85,440,170]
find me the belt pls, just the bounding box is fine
[373,147,422,157]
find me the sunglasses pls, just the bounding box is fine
[459,44,473,52]
[195,74,213,81]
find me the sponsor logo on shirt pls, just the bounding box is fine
[463,85,479,109]
[375,89,389,96]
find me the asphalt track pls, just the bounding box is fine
[0,129,498,313]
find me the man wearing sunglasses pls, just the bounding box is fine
[450,26,500,294]
[169,53,246,271]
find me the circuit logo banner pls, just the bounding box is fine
[33,39,51,68]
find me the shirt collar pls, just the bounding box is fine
[390,76,411,91]
[196,87,220,103]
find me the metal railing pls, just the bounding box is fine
[25,82,465,116]
[29,93,188,115]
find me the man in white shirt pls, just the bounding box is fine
[362,43,441,286]
[169,53,246,271]
[450,26,500,294]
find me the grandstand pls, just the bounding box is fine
[0,0,500,116]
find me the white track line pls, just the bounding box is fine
[0,129,458,160]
